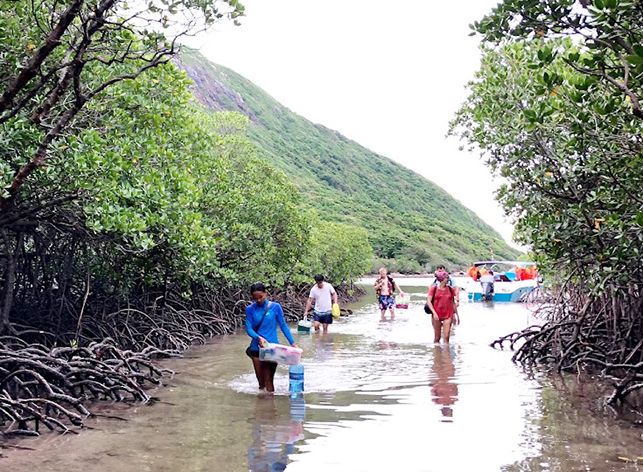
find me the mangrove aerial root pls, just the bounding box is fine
[0,337,172,436]
[0,283,363,436]
[491,284,643,405]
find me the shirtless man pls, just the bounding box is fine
[373,267,405,321]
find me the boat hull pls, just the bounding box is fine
[466,280,537,302]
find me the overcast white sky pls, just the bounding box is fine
[184,0,519,247]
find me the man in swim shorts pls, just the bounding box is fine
[373,267,405,321]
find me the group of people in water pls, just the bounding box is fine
[245,274,340,393]
[467,264,537,281]
[245,267,461,393]
[374,266,459,343]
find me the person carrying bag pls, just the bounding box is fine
[303,274,338,333]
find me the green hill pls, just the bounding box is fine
[176,48,521,271]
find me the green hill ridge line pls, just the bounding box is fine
[176,48,520,270]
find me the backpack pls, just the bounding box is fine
[388,276,395,294]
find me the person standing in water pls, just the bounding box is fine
[426,271,459,343]
[303,274,338,333]
[245,283,298,393]
[374,267,405,321]
[430,265,460,308]
[479,270,495,301]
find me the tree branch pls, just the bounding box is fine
[0,0,84,115]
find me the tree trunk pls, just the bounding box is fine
[0,231,23,334]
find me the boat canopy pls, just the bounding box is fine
[473,261,536,267]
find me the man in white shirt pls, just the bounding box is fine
[304,274,338,333]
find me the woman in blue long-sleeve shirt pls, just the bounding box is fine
[246,283,298,393]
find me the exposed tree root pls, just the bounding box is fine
[0,337,175,436]
[0,284,362,436]
[491,284,643,406]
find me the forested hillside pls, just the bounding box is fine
[176,49,520,271]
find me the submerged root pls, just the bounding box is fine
[491,284,643,406]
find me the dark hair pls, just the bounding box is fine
[250,282,266,294]
[314,274,324,282]
[437,265,446,271]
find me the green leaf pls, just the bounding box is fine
[628,54,643,66]
[567,52,580,62]
[523,109,538,121]
[635,213,643,227]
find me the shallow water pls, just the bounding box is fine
[3,279,643,472]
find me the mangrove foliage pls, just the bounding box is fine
[451,0,643,404]
[0,0,372,435]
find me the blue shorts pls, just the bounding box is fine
[313,311,333,324]
[379,295,395,310]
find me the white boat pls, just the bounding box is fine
[465,261,538,302]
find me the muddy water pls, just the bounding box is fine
[3,279,643,472]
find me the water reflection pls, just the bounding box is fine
[247,396,306,472]
[429,345,459,421]
[311,332,338,361]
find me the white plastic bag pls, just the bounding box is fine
[395,293,410,309]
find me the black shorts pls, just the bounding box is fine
[313,311,333,324]
[245,346,259,358]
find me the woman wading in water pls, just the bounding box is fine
[245,283,298,393]
[426,272,460,343]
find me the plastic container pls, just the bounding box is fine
[289,363,304,397]
[259,343,303,365]
[298,319,313,332]
[395,293,411,309]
